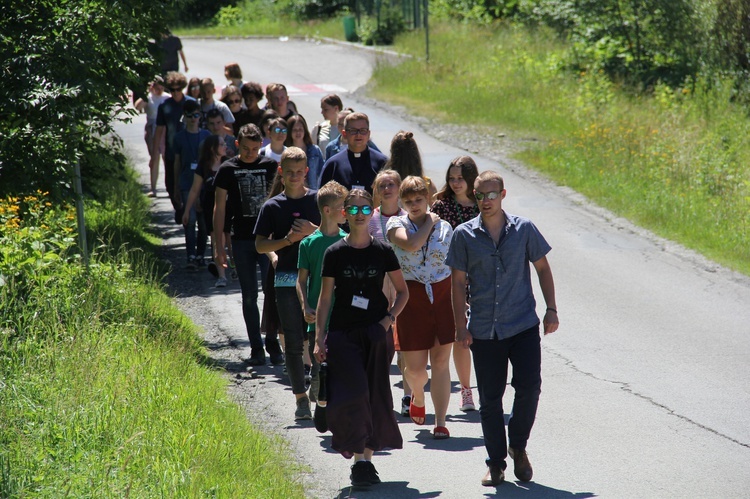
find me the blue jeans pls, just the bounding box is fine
[470,325,542,469]
[231,238,274,354]
[275,286,315,394]
[181,189,207,261]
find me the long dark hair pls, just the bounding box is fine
[197,135,222,171]
[384,131,424,179]
[284,114,313,147]
[435,155,479,202]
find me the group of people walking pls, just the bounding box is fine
[138,61,560,489]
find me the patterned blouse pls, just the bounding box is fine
[431,198,479,229]
[386,215,453,303]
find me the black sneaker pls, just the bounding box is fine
[364,461,381,484]
[269,353,285,366]
[304,364,312,388]
[246,351,266,366]
[350,461,372,487]
[195,256,206,268]
[207,260,219,278]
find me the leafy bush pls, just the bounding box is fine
[276,0,349,20]
[357,6,407,45]
[431,0,519,23]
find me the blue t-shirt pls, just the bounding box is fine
[445,212,551,340]
[174,129,211,191]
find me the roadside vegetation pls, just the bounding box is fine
[2,0,748,494]
[0,165,305,497]
[1,1,304,496]
[179,0,750,275]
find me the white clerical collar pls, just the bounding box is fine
[353,152,361,158]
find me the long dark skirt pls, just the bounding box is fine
[326,322,403,458]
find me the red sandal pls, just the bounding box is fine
[409,396,426,425]
[433,426,450,439]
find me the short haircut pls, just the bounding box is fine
[321,93,343,110]
[221,84,241,102]
[265,82,287,97]
[241,81,264,100]
[269,117,288,133]
[344,188,373,207]
[280,146,307,169]
[224,62,242,79]
[372,169,402,194]
[200,77,214,87]
[317,180,349,211]
[399,175,429,199]
[344,112,369,129]
[183,100,200,114]
[206,108,224,121]
[237,124,262,143]
[474,170,505,191]
[336,109,353,126]
[165,71,187,89]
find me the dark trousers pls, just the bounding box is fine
[326,323,403,457]
[275,286,314,394]
[471,325,542,468]
[231,238,280,356]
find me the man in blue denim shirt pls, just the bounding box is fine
[446,170,559,487]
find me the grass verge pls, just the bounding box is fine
[0,167,304,497]
[368,21,750,275]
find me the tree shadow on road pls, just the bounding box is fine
[482,481,596,498]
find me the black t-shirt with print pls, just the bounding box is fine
[214,155,277,240]
[322,237,400,330]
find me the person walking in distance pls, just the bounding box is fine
[446,170,559,487]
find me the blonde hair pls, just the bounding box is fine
[399,175,429,200]
[372,169,402,195]
[317,180,349,211]
[280,146,307,169]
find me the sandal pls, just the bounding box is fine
[409,396,426,425]
[433,426,450,440]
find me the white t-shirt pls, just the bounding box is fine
[261,144,285,164]
[146,93,169,122]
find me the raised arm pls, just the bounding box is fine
[387,213,439,252]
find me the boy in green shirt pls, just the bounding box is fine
[297,180,349,406]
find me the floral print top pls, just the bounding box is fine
[386,215,453,303]
[431,198,479,229]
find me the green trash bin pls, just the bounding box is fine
[343,16,357,42]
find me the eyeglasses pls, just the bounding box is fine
[344,205,373,216]
[272,127,288,134]
[474,190,500,201]
[345,127,369,136]
[228,99,241,104]
[184,112,201,119]
[190,85,200,90]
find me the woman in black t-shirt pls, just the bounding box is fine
[314,189,409,488]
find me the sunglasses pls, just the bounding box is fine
[474,190,500,201]
[228,99,241,104]
[169,87,182,92]
[344,205,373,216]
[184,112,201,119]
[272,127,288,134]
[345,127,369,136]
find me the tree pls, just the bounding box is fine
[0,0,174,199]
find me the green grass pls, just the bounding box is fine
[368,21,750,275]
[0,171,304,497]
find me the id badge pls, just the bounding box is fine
[190,162,198,171]
[352,184,365,191]
[351,295,369,310]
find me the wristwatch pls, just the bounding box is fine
[386,312,396,323]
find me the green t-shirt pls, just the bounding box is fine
[297,228,347,333]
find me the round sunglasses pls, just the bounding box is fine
[344,205,373,216]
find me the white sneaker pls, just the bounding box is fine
[460,386,476,412]
[215,277,227,288]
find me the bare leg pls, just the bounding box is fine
[429,342,453,428]
[453,343,473,389]
[403,350,429,424]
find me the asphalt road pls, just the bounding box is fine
[114,37,750,498]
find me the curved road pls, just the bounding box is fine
[115,38,750,498]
